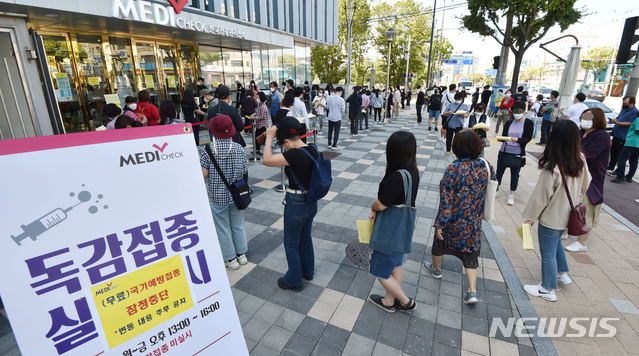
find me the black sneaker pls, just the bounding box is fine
[611,177,627,184]
[628,177,634,183]
[536,142,545,146]
[428,127,432,131]
[435,127,438,132]
[368,294,396,313]
[277,278,303,291]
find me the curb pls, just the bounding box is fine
[437,139,558,356]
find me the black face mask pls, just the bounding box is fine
[622,104,629,110]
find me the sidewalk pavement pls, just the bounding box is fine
[482,124,639,356]
[0,111,554,356]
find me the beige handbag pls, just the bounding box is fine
[479,158,497,221]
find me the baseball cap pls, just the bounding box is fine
[277,117,302,136]
[209,114,235,139]
[200,89,211,96]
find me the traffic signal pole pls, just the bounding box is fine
[627,42,639,97]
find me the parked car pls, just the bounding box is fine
[581,89,605,102]
[583,99,616,131]
[529,87,555,104]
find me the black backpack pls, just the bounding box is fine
[288,145,332,203]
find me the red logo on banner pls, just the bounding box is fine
[152,143,169,153]
[167,0,188,14]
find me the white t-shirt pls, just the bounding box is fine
[564,102,588,125]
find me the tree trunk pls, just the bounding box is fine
[510,49,525,92]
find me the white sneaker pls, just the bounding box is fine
[606,170,616,177]
[558,273,573,285]
[507,195,515,206]
[565,241,587,252]
[561,234,569,240]
[523,284,557,302]
[225,258,241,270]
[635,199,639,204]
[236,254,248,265]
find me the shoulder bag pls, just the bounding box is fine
[369,170,416,255]
[204,143,251,210]
[558,167,589,236]
[479,158,497,221]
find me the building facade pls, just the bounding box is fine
[0,0,338,138]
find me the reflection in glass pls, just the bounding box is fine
[160,45,181,108]
[282,48,295,84]
[75,35,109,129]
[265,47,283,86]
[199,46,223,88]
[135,42,160,107]
[295,42,306,85]
[109,37,137,108]
[181,45,196,93]
[42,35,86,132]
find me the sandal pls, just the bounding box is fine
[395,298,416,312]
[368,294,396,313]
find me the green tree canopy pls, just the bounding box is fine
[580,46,614,82]
[462,0,582,91]
[311,45,347,84]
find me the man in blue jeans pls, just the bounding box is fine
[608,95,638,175]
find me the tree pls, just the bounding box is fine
[420,35,453,87]
[372,0,436,88]
[462,0,582,91]
[522,65,550,87]
[311,45,347,83]
[580,46,614,86]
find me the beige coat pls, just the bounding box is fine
[522,157,591,230]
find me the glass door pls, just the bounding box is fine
[108,37,137,108]
[133,42,160,107]
[73,34,110,130]
[180,44,196,94]
[41,34,86,132]
[159,44,181,108]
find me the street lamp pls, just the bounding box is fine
[384,27,397,122]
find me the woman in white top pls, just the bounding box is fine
[522,120,591,302]
[311,88,327,134]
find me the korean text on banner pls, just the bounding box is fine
[0,125,247,356]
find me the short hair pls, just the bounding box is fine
[484,85,490,89]
[522,91,529,96]
[623,95,636,105]
[583,107,607,130]
[454,92,464,100]
[517,86,524,92]
[294,87,304,97]
[257,92,267,102]
[449,84,457,91]
[512,100,527,111]
[217,85,231,99]
[246,91,254,97]
[304,81,309,84]
[536,94,544,101]
[452,129,483,160]
[498,89,503,93]
[551,90,559,99]
[282,90,296,107]
[475,103,487,112]
[287,79,294,87]
[198,77,204,82]
[270,81,278,88]
[125,96,137,104]
[575,92,586,102]
[335,86,343,92]
[137,90,151,102]
[114,115,143,129]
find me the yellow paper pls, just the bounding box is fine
[454,110,467,115]
[362,109,366,113]
[90,255,194,349]
[104,94,121,107]
[167,76,176,88]
[357,219,374,243]
[496,136,514,141]
[296,117,305,123]
[307,113,316,118]
[88,77,100,85]
[516,224,535,251]
[472,122,488,130]
[145,75,154,88]
[213,81,219,87]
[55,72,68,79]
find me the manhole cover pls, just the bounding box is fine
[369,128,386,132]
[345,241,408,270]
[321,151,342,160]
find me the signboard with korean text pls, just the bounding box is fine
[0,125,248,356]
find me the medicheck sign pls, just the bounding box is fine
[0,125,248,356]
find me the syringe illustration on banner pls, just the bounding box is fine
[10,185,107,246]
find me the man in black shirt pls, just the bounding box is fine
[208,85,246,148]
[303,81,311,113]
[415,86,425,125]
[346,86,362,136]
[512,86,526,102]
[470,87,480,112]
[480,85,492,106]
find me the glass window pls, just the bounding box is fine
[305,45,311,84]
[134,42,160,107]
[242,50,252,86]
[295,42,306,85]
[109,37,137,108]
[251,48,266,90]
[42,34,86,132]
[199,46,224,88]
[265,47,283,86]
[74,35,109,129]
[282,48,295,84]
[181,45,197,93]
[160,45,181,109]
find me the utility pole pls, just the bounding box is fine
[497,10,513,87]
[347,0,353,88]
[404,34,412,91]
[627,42,639,97]
[435,0,446,85]
[426,0,436,86]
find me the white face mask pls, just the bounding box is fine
[203,97,210,103]
[455,100,462,104]
[505,93,511,97]
[475,112,483,117]
[128,103,137,111]
[270,87,276,93]
[581,120,593,130]
[513,113,524,120]
[318,92,323,97]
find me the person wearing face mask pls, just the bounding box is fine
[607,96,638,175]
[469,103,491,153]
[249,80,260,97]
[495,90,514,136]
[496,100,534,206]
[196,77,208,97]
[441,92,469,155]
[262,117,321,290]
[312,88,327,134]
[562,108,610,252]
[252,92,270,154]
[121,96,146,125]
[611,101,639,184]
[181,89,205,145]
[530,94,544,139]
[269,81,282,123]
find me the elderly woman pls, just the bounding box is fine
[565,108,610,252]
[423,129,496,305]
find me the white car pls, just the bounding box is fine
[529,88,555,104]
[583,99,616,131]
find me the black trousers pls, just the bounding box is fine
[539,120,552,144]
[608,136,626,171]
[349,111,359,134]
[446,127,461,152]
[416,104,423,123]
[328,120,341,147]
[373,108,382,121]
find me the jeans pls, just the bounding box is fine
[446,127,461,152]
[328,120,341,147]
[608,136,626,171]
[282,193,318,288]
[315,114,324,131]
[373,108,382,121]
[538,223,569,290]
[349,111,359,134]
[209,202,248,261]
[359,109,368,129]
[615,146,639,179]
[496,151,522,191]
[416,104,423,123]
[540,120,552,144]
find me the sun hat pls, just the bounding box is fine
[209,114,235,139]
